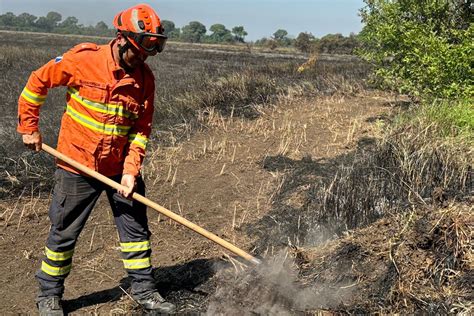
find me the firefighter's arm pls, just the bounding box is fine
[123,90,155,178]
[18,45,90,151]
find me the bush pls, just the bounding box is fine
[358,0,473,99]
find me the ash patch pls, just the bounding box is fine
[153,258,229,313]
[205,251,351,315]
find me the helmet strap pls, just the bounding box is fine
[117,37,134,73]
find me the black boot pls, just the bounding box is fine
[37,296,64,316]
[135,291,176,314]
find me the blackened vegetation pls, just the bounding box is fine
[0,32,369,199]
[249,117,472,252]
[296,203,472,314]
[234,104,472,313]
[207,203,471,314]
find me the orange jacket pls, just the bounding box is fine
[17,41,155,177]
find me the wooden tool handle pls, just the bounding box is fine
[41,143,261,265]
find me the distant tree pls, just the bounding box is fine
[254,37,267,45]
[17,13,37,29]
[169,27,181,39]
[272,29,292,46]
[95,21,109,35]
[161,20,175,37]
[209,23,233,43]
[294,32,315,53]
[59,16,78,28]
[35,11,61,32]
[317,33,343,53]
[181,21,206,43]
[232,26,247,43]
[0,12,17,27]
[35,17,52,31]
[56,16,79,34]
[46,11,62,27]
[312,33,359,55]
[255,37,278,50]
[273,29,288,41]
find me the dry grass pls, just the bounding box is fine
[304,106,473,237]
[296,202,473,314]
[0,32,370,200]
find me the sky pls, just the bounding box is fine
[0,0,365,40]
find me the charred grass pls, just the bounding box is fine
[0,31,369,199]
[223,98,473,314]
[1,31,472,314]
[209,202,472,314]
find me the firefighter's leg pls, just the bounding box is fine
[36,168,102,300]
[106,176,156,298]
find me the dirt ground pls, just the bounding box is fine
[0,91,395,314]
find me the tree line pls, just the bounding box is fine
[0,11,360,54]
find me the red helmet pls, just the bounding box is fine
[113,3,167,55]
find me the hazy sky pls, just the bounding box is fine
[0,0,365,40]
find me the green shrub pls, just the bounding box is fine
[358,0,473,99]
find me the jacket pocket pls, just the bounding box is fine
[78,80,108,103]
[66,126,99,170]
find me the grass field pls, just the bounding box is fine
[0,31,369,198]
[0,31,471,314]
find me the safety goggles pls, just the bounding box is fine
[122,31,168,54]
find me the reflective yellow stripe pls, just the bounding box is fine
[66,104,131,136]
[120,240,151,252]
[67,87,138,119]
[45,247,74,261]
[21,87,47,105]
[41,261,72,276]
[123,258,151,269]
[128,134,148,149]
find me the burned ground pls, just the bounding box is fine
[0,31,471,315]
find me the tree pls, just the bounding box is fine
[181,21,206,43]
[232,26,247,43]
[359,0,473,99]
[294,32,315,53]
[272,29,292,47]
[273,29,288,41]
[209,23,233,43]
[57,16,79,34]
[17,13,37,29]
[35,11,61,32]
[318,33,344,53]
[35,17,52,31]
[95,21,110,35]
[59,16,78,28]
[0,12,17,28]
[161,20,175,37]
[169,28,181,39]
[46,11,62,27]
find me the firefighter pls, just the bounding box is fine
[17,3,176,315]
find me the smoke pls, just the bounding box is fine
[205,250,353,315]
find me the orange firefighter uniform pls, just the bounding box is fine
[18,41,158,301]
[17,41,155,177]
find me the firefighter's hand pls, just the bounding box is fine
[22,131,42,152]
[119,174,136,199]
